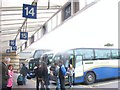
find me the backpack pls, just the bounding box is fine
[59,65,66,78]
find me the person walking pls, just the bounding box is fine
[7,65,14,90]
[67,64,74,88]
[54,62,60,90]
[59,60,67,90]
[2,57,11,90]
[20,63,29,85]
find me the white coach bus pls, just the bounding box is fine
[51,47,120,84]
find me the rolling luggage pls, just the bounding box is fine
[17,74,23,85]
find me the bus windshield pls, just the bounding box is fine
[33,50,50,59]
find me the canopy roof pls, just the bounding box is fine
[0,0,68,53]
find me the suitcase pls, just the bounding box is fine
[17,75,23,85]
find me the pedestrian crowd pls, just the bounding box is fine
[34,58,75,90]
[1,56,74,90]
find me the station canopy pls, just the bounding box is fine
[0,0,68,53]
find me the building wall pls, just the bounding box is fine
[28,0,118,51]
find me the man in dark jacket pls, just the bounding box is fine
[34,63,43,90]
[34,61,50,90]
[2,57,11,90]
[20,63,29,85]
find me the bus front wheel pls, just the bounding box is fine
[85,72,96,85]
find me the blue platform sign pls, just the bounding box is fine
[23,4,37,19]
[20,32,28,40]
[12,46,17,51]
[6,49,11,53]
[9,40,16,46]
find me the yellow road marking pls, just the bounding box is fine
[31,79,36,83]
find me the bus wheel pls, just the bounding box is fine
[85,72,96,85]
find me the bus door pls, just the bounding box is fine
[74,55,84,78]
[69,54,75,68]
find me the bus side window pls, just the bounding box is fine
[74,49,94,60]
[95,49,111,60]
[111,49,119,59]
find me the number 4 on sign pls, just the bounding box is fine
[25,7,35,16]
[23,4,37,19]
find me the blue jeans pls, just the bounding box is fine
[69,76,73,87]
[23,76,27,85]
[56,77,60,90]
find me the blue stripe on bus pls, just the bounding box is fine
[74,67,120,83]
[74,76,84,83]
[93,67,120,80]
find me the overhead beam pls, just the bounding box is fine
[0,12,56,16]
[1,33,17,36]
[1,29,38,35]
[1,6,61,11]
[1,17,50,21]
[1,21,45,26]
[1,24,41,28]
[1,25,42,31]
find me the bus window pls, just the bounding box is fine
[76,55,83,67]
[69,54,75,68]
[54,55,61,63]
[119,50,120,59]
[29,63,33,70]
[33,50,50,59]
[95,49,111,60]
[65,59,69,68]
[75,49,94,60]
[111,49,119,59]
[29,62,35,70]
[47,54,54,65]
